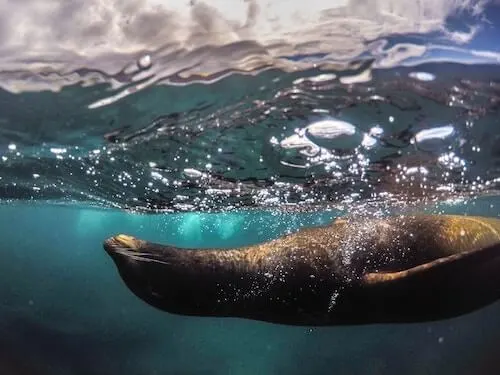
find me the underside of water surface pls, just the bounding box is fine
[2,61,500,214]
[0,0,499,214]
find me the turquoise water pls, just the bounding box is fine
[1,200,499,375]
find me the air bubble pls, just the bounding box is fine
[138,54,152,69]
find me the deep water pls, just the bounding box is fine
[1,201,500,375]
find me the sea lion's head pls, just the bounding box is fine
[103,234,188,313]
[104,234,235,317]
[104,234,159,264]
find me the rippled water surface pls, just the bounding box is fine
[0,1,500,213]
[2,62,500,212]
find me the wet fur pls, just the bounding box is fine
[104,215,500,326]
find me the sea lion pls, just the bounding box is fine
[103,214,500,326]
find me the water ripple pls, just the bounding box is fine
[1,60,500,212]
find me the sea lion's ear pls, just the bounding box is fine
[362,243,500,286]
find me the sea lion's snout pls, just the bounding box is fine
[103,235,172,266]
[104,234,143,255]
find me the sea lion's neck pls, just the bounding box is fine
[132,245,261,317]
[139,240,340,323]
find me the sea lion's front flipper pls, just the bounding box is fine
[363,242,500,286]
[356,242,500,323]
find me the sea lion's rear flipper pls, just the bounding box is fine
[362,242,500,286]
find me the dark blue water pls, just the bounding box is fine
[1,199,499,375]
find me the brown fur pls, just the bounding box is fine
[104,215,500,325]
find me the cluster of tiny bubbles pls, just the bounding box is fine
[321,200,424,291]
[1,142,116,207]
[3,63,500,213]
[328,289,341,313]
[271,118,378,174]
[378,124,467,195]
[336,218,373,272]
[217,269,280,305]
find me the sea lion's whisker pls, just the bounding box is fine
[113,249,173,266]
[128,255,172,266]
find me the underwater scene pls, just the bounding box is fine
[2,0,500,374]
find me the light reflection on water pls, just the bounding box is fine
[0,1,498,214]
[0,63,500,213]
